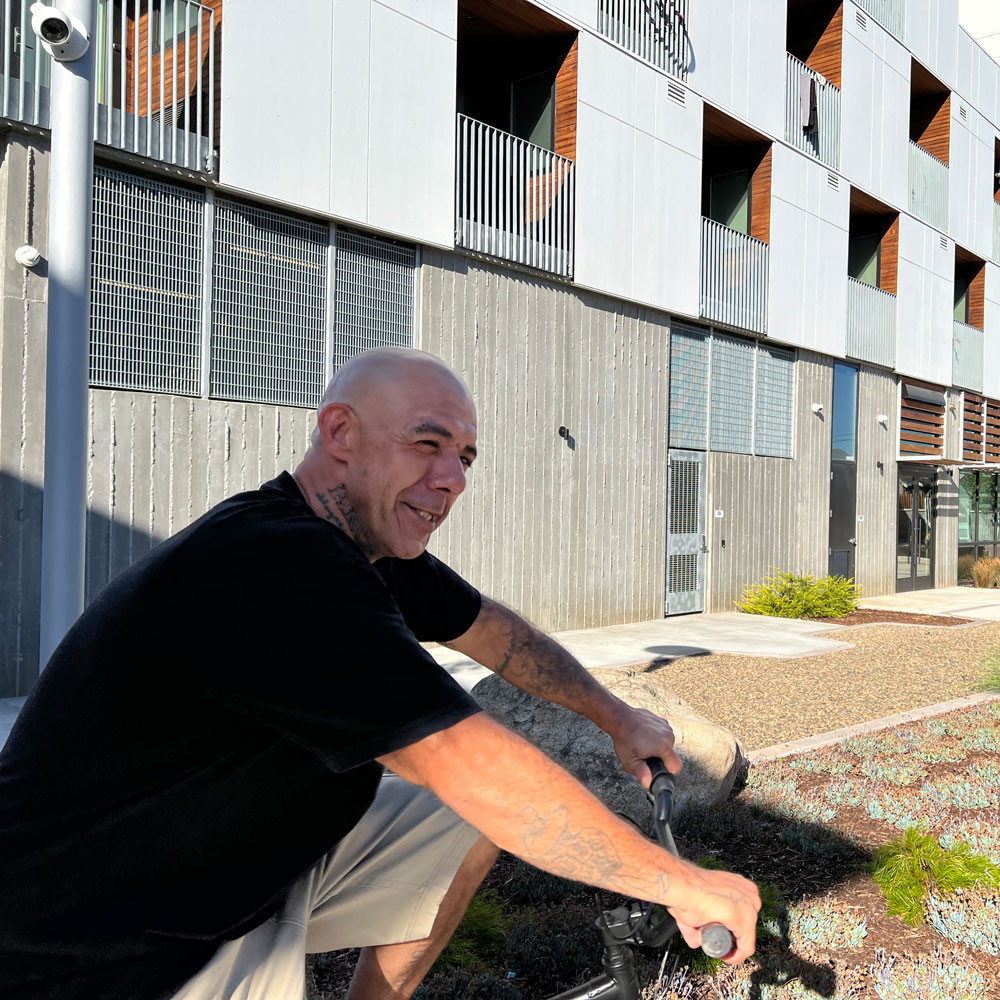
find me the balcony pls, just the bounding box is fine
[846,276,896,369]
[597,0,688,80]
[908,140,948,232]
[953,321,984,393]
[855,0,905,40]
[455,115,575,279]
[784,53,840,170]
[699,217,768,335]
[0,0,218,174]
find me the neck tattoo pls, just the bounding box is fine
[315,484,376,560]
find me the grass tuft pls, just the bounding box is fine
[976,645,1000,693]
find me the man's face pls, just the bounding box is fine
[345,373,478,561]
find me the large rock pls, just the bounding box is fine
[472,666,746,828]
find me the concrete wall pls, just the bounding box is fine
[705,351,832,612]
[854,366,899,598]
[419,250,672,632]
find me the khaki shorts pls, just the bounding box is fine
[171,774,483,1000]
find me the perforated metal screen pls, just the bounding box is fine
[709,334,755,454]
[668,553,698,593]
[211,199,328,407]
[669,459,700,535]
[754,345,795,457]
[332,229,416,373]
[669,323,710,450]
[90,167,204,394]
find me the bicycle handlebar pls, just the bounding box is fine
[646,757,735,960]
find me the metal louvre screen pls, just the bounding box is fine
[669,323,709,450]
[668,553,698,593]
[709,334,754,454]
[754,345,795,457]
[89,167,203,394]
[332,230,416,373]
[669,459,700,535]
[211,199,328,407]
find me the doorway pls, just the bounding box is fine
[665,449,707,614]
[896,468,935,591]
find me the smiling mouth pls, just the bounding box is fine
[405,504,442,527]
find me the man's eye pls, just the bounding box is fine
[417,439,438,449]
[460,456,473,469]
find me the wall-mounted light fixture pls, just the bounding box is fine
[811,402,824,414]
[877,413,889,427]
[14,245,41,268]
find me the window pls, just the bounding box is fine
[151,0,199,54]
[708,171,750,235]
[831,363,858,461]
[954,275,970,324]
[847,235,880,287]
[510,71,556,151]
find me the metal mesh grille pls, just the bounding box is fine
[668,553,698,593]
[754,345,795,457]
[709,334,755,454]
[669,323,710,450]
[332,229,416,373]
[211,198,328,407]
[89,167,203,394]
[669,460,700,534]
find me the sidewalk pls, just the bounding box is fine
[858,585,1000,620]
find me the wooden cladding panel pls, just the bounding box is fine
[554,37,577,162]
[964,392,985,462]
[970,265,986,330]
[987,400,1000,463]
[806,3,843,89]
[916,93,950,164]
[900,389,945,456]
[879,216,899,295]
[750,147,772,245]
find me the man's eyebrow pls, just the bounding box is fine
[412,421,477,459]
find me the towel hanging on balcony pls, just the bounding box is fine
[800,74,818,135]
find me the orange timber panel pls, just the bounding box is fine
[970,266,986,331]
[554,38,578,163]
[806,3,843,89]
[987,401,1000,462]
[880,216,899,295]
[750,147,772,245]
[900,393,944,455]
[918,94,950,165]
[964,392,985,462]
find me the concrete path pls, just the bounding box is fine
[860,585,1000,621]
[432,612,852,692]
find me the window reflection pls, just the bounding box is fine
[831,363,858,462]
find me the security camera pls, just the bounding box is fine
[29,3,89,62]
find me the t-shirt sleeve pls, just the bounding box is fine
[375,551,483,642]
[182,527,482,773]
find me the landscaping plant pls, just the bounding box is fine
[970,555,1000,588]
[735,570,859,619]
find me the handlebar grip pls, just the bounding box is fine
[647,756,674,796]
[700,922,735,959]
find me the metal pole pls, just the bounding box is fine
[39,0,98,668]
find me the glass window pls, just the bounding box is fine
[831,363,858,462]
[709,171,750,235]
[978,474,997,543]
[848,235,879,287]
[959,472,976,545]
[510,71,556,151]
[955,276,970,324]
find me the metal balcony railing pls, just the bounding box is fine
[0,0,217,173]
[455,115,575,279]
[699,217,768,335]
[993,201,1000,263]
[908,140,948,232]
[846,276,896,369]
[784,53,840,170]
[953,320,984,393]
[855,0,905,40]
[597,0,689,80]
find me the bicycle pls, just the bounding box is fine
[545,757,734,1000]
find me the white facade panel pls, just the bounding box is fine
[949,102,994,259]
[908,0,959,92]
[220,2,334,215]
[537,0,595,30]
[578,32,637,126]
[685,0,784,140]
[986,263,1000,398]
[767,147,850,356]
[376,0,457,38]
[841,9,910,212]
[896,215,955,385]
[365,4,456,246]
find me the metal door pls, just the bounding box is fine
[829,462,857,579]
[666,449,708,615]
[896,470,936,592]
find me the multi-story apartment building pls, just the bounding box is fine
[1,0,999,697]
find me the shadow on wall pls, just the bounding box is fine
[0,470,160,699]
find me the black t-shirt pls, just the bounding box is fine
[0,472,483,1000]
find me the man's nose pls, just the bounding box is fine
[430,450,467,494]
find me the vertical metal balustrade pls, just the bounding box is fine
[854,0,905,40]
[784,52,840,171]
[455,115,575,280]
[953,321,984,393]
[699,217,769,336]
[0,0,216,172]
[597,0,689,80]
[846,276,896,370]
[908,140,949,232]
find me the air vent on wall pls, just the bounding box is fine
[960,105,969,120]
[667,80,686,107]
[856,10,867,30]
[940,235,949,250]
[827,172,839,190]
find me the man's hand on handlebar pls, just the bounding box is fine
[670,859,762,964]
[607,706,684,786]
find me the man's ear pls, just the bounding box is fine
[316,402,356,461]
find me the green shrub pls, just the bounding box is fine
[436,891,515,970]
[870,827,1000,927]
[977,646,1000,693]
[736,570,859,619]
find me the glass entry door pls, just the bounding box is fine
[896,470,935,591]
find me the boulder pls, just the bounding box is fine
[471,666,746,828]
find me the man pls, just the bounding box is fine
[0,348,760,1000]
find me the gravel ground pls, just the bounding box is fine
[651,619,1000,752]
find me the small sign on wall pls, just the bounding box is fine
[714,510,725,518]
[857,515,865,522]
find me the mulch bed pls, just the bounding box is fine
[809,609,974,627]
